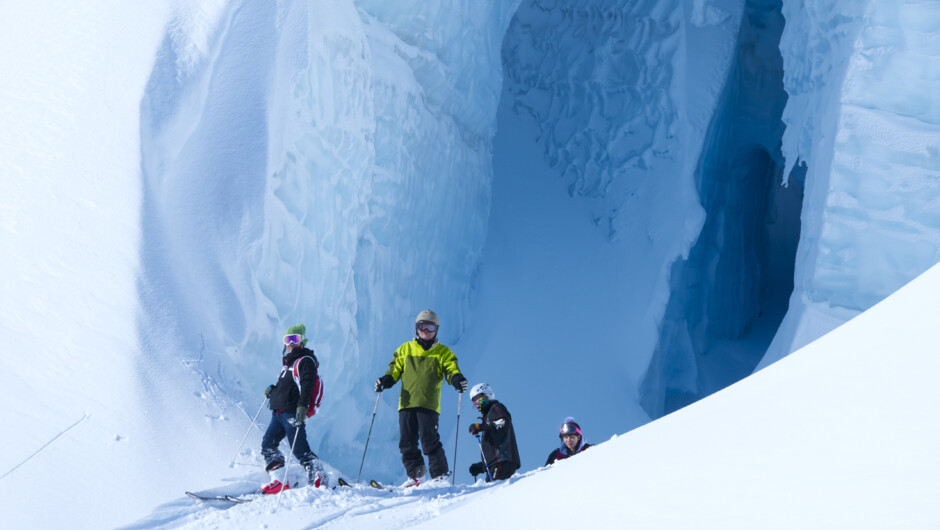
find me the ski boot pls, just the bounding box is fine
[305,459,329,488]
[262,460,289,494]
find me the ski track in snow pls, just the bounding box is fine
[301,490,421,529]
[0,412,90,482]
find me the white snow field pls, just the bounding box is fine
[1,0,939,528]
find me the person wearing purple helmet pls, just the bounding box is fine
[545,417,592,466]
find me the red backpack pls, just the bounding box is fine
[291,356,324,418]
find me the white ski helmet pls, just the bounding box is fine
[469,382,495,401]
[415,309,440,325]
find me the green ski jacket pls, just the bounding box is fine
[385,339,462,413]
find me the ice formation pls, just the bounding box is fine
[760,0,940,367]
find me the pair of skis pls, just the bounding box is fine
[185,479,377,504]
[186,475,427,505]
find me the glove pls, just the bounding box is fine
[264,384,275,397]
[374,375,394,392]
[451,373,468,393]
[295,406,308,424]
[469,462,486,477]
[468,422,482,436]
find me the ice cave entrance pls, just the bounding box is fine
[643,0,804,417]
[492,0,803,419]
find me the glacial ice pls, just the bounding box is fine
[760,0,940,367]
[134,0,521,482]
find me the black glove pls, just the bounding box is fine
[451,373,468,393]
[264,384,275,397]
[468,422,482,436]
[374,375,394,392]
[469,462,486,477]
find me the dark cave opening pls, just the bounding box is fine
[641,0,804,418]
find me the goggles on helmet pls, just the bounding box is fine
[416,322,439,334]
[283,334,303,345]
[559,422,582,438]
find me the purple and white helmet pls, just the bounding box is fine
[559,417,582,439]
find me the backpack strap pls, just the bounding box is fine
[291,356,314,385]
[291,356,323,417]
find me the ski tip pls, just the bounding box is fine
[337,477,351,487]
[186,491,244,503]
[369,479,383,489]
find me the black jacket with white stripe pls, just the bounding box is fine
[268,346,318,413]
[476,400,521,471]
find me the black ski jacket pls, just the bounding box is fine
[475,400,521,472]
[545,442,592,466]
[268,346,319,413]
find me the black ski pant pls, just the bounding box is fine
[488,461,516,481]
[399,407,448,479]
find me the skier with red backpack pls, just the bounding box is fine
[260,324,327,493]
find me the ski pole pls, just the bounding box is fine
[452,392,461,485]
[229,396,269,467]
[275,420,303,514]
[475,435,492,482]
[357,391,382,484]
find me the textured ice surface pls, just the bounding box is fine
[135,0,520,484]
[500,0,750,416]
[647,0,797,415]
[761,0,940,368]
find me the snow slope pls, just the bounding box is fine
[428,262,940,529]
[125,252,940,528]
[0,3,179,528]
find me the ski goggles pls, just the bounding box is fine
[559,423,582,438]
[416,322,438,333]
[283,334,303,345]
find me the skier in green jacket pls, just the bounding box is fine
[375,309,468,483]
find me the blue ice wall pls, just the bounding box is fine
[762,0,940,367]
[642,0,800,416]
[136,0,519,482]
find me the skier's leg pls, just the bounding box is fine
[285,420,314,463]
[398,408,425,478]
[285,421,328,488]
[490,462,515,481]
[302,456,327,487]
[416,408,447,479]
[260,412,286,471]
